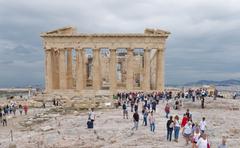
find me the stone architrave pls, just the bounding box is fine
[45,49,53,92]
[76,48,85,91]
[67,48,73,89]
[143,48,151,91]
[92,48,101,90]
[156,48,164,91]
[126,48,134,90]
[59,48,67,89]
[109,48,117,91]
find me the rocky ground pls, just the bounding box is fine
[0,97,240,148]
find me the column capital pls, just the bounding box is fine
[157,48,164,52]
[75,48,81,51]
[127,48,134,52]
[44,47,52,52]
[144,48,151,52]
[59,48,66,52]
[109,48,117,52]
[93,48,100,53]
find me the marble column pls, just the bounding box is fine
[67,48,73,89]
[45,48,53,92]
[126,48,134,90]
[156,48,164,91]
[52,50,60,89]
[76,48,85,91]
[109,48,117,92]
[59,48,67,89]
[92,48,101,90]
[143,48,150,91]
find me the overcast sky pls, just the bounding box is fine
[0,0,240,87]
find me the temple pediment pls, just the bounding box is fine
[41,26,170,37]
[42,26,77,35]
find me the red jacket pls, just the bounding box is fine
[181,117,188,127]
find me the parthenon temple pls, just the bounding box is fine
[41,27,170,95]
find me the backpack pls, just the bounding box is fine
[122,104,126,110]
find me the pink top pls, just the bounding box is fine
[149,115,155,124]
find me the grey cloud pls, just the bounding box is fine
[0,0,240,87]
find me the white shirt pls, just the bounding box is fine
[200,120,207,131]
[184,125,192,134]
[175,120,180,127]
[89,112,95,120]
[196,137,208,148]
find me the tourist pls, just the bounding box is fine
[87,108,95,128]
[12,105,16,116]
[134,102,138,112]
[175,99,180,110]
[142,107,148,126]
[192,127,201,148]
[214,89,218,100]
[200,117,207,133]
[0,107,2,123]
[152,100,157,112]
[149,111,155,133]
[166,116,174,141]
[173,115,180,142]
[183,122,192,146]
[122,101,128,119]
[2,113,7,126]
[185,109,192,120]
[132,111,139,130]
[164,103,170,118]
[23,104,28,115]
[201,95,205,109]
[196,133,209,148]
[130,97,134,112]
[218,136,227,148]
[18,104,23,115]
[181,114,188,128]
[42,100,46,108]
[53,97,56,106]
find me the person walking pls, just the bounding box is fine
[132,111,139,130]
[149,111,155,133]
[122,101,128,119]
[192,127,201,148]
[196,133,209,148]
[183,122,192,146]
[173,115,180,142]
[164,103,170,118]
[2,114,7,126]
[181,114,188,128]
[23,104,28,115]
[166,116,174,141]
[143,108,148,126]
[200,117,207,133]
[218,136,227,148]
[0,107,2,123]
[18,104,23,115]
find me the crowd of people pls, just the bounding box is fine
[0,101,28,127]
[108,90,227,148]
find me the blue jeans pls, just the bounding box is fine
[166,112,169,118]
[174,126,180,140]
[143,116,147,126]
[167,128,173,141]
[150,123,155,132]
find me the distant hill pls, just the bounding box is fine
[184,79,240,86]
